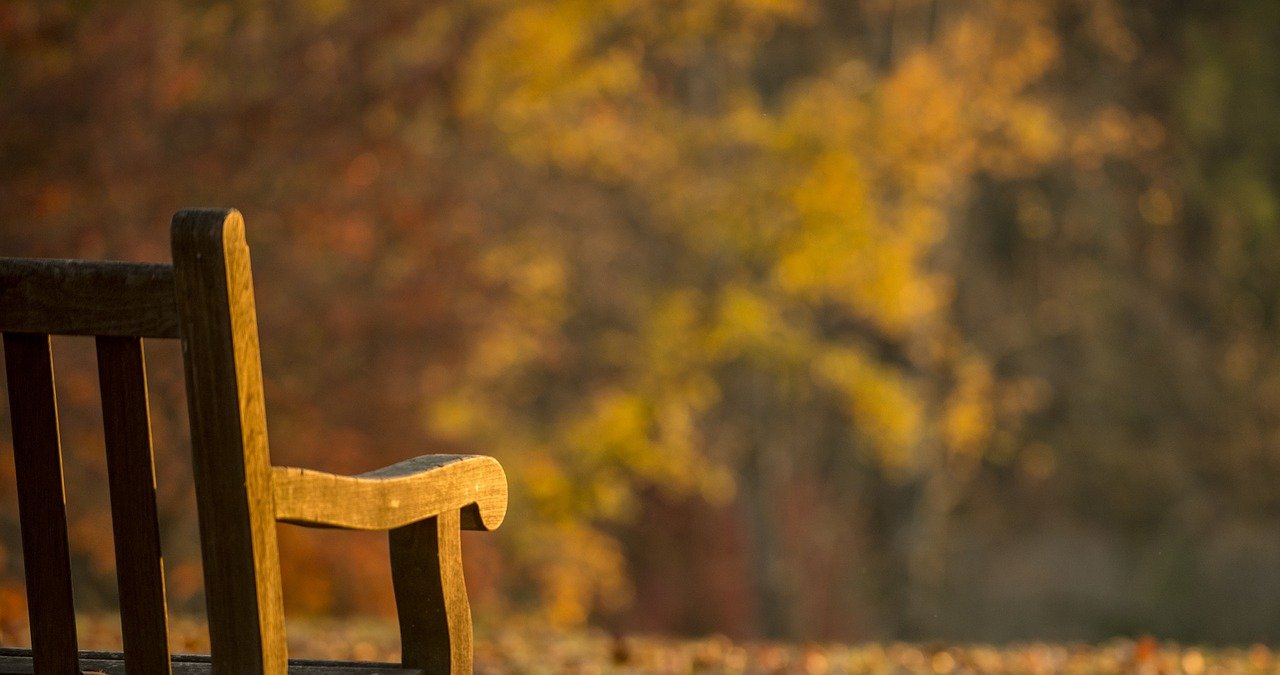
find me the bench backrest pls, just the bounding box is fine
[0,209,287,673]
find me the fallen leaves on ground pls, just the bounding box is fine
[0,615,1275,673]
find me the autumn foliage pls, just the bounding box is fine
[3,0,1280,644]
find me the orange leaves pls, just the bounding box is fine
[876,2,1066,179]
[33,182,73,218]
[880,53,973,165]
[154,62,207,112]
[0,582,27,644]
[342,153,381,189]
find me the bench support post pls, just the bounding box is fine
[390,510,472,675]
[172,209,287,673]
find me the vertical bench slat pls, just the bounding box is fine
[96,335,173,674]
[1,332,79,675]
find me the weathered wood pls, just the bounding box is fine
[1,333,79,675]
[273,455,507,532]
[1,207,507,674]
[390,510,472,675]
[0,259,178,338]
[0,648,423,674]
[171,208,287,673]
[96,335,172,674]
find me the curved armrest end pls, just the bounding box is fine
[272,454,508,531]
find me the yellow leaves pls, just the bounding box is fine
[882,53,969,160]
[459,239,570,381]
[426,388,487,440]
[467,321,545,381]
[814,347,924,471]
[776,74,872,151]
[521,453,579,521]
[1012,108,1065,168]
[775,148,946,337]
[989,21,1060,95]
[676,0,810,29]
[940,1,1059,95]
[776,151,870,294]
[878,2,1066,179]
[811,346,999,469]
[983,100,1065,175]
[296,0,348,24]
[427,0,1128,626]
[569,390,650,465]
[529,522,632,627]
[734,0,810,21]
[459,3,676,180]
[789,151,869,223]
[698,465,738,505]
[564,381,725,506]
[479,241,568,305]
[641,290,707,375]
[632,0,811,50]
[941,358,995,458]
[707,285,788,359]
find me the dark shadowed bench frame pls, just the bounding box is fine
[0,209,507,674]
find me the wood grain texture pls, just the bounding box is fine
[1,333,79,675]
[0,259,177,338]
[171,208,287,674]
[390,511,472,674]
[273,455,507,532]
[95,335,173,674]
[4,207,510,673]
[0,648,423,674]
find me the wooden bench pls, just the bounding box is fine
[0,209,507,674]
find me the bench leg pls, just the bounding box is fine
[389,510,472,675]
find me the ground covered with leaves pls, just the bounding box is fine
[1,615,1276,673]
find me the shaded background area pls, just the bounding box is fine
[3,0,1280,645]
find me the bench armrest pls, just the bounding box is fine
[271,454,507,531]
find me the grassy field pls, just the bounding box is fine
[0,615,1275,673]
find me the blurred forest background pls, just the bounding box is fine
[3,0,1280,646]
